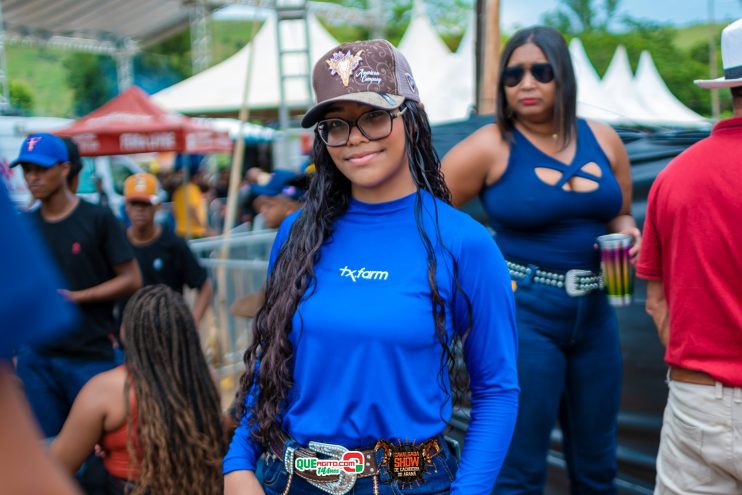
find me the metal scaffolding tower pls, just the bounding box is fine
[115,39,138,92]
[273,0,313,168]
[191,0,212,73]
[274,0,312,129]
[0,1,11,113]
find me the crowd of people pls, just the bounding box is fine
[1,16,740,495]
[136,162,310,239]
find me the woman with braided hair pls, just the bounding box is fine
[224,39,519,495]
[50,284,228,494]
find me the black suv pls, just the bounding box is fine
[431,115,709,495]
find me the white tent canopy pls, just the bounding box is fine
[397,0,457,123]
[427,13,477,123]
[634,51,708,127]
[601,45,659,125]
[600,46,651,125]
[569,39,622,124]
[153,13,338,114]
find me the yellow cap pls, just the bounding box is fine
[124,173,160,204]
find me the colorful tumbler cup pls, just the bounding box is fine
[597,233,634,307]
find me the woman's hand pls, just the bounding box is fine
[619,226,642,265]
[224,470,265,495]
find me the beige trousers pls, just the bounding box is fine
[655,379,742,494]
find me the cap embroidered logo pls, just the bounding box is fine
[71,242,81,255]
[326,50,364,87]
[405,73,417,93]
[26,137,42,151]
[135,175,147,191]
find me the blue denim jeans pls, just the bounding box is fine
[260,435,458,494]
[15,347,121,437]
[494,280,622,495]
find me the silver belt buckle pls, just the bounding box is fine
[305,441,358,495]
[565,269,593,297]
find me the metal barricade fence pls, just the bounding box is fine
[188,229,277,405]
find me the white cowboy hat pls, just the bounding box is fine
[695,18,742,89]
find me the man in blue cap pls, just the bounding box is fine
[0,179,81,494]
[230,170,307,319]
[11,133,142,439]
[250,169,306,230]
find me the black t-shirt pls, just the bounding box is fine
[129,227,208,293]
[27,200,134,360]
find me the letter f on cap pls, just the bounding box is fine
[27,137,42,151]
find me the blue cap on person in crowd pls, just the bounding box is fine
[10,133,70,168]
[251,170,299,197]
[279,184,306,202]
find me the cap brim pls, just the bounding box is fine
[10,154,59,168]
[251,184,280,197]
[301,92,405,128]
[125,195,159,205]
[694,76,742,89]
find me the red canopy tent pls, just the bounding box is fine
[55,86,233,156]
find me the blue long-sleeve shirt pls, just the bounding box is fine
[224,191,519,494]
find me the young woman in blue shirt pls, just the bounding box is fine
[224,39,519,495]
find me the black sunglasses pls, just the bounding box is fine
[502,63,555,87]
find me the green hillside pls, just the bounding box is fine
[4,20,729,118]
[5,19,262,117]
[6,46,75,117]
[672,23,725,51]
[210,19,262,65]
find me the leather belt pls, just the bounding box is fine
[269,433,442,484]
[670,366,717,386]
[506,259,603,297]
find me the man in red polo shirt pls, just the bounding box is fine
[637,18,742,495]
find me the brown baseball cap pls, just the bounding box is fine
[301,39,421,128]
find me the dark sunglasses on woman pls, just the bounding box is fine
[502,63,555,87]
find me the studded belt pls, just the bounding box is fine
[268,433,442,494]
[506,259,604,297]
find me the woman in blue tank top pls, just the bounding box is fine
[443,27,641,494]
[224,39,519,495]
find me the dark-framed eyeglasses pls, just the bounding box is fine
[502,63,555,87]
[316,107,407,147]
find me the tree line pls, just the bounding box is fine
[8,0,733,119]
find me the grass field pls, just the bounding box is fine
[4,20,729,118]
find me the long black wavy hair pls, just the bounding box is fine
[496,25,578,150]
[237,99,473,449]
